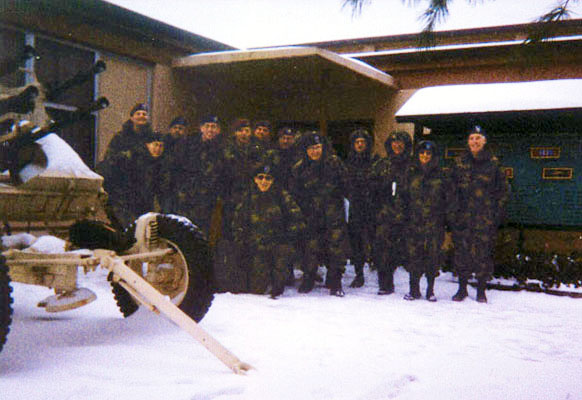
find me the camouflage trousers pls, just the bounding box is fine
[178,197,216,237]
[453,228,496,280]
[373,224,407,273]
[347,222,373,267]
[406,234,444,277]
[213,239,246,293]
[245,245,293,294]
[213,240,294,294]
[302,229,347,278]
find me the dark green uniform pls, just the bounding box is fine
[213,136,263,293]
[103,120,153,160]
[173,133,223,235]
[450,149,509,280]
[345,130,378,286]
[232,183,305,295]
[98,138,169,229]
[289,134,349,294]
[219,136,263,239]
[402,141,455,300]
[371,131,412,293]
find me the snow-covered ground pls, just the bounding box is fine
[2,263,582,400]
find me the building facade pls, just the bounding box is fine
[2,0,582,161]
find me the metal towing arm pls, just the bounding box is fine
[5,247,253,375]
[95,249,253,375]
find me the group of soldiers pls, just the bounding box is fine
[98,102,509,302]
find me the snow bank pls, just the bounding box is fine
[18,133,102,182]
[2,264,582,400]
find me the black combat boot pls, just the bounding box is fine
[349,265,365,288]
[298,273,315,293]
[270,281,285,299]
[378,270,395,295]
[403,273,421,300]
[426,276,437,302]
[476,278,488,303]
[452,276,468,302]
[377,270,385,294]
[285,265,295,287]
[329,271,345,297]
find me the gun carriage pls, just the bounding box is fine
[0,47,251,374]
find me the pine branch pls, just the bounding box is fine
[525,0,575,44]
[342,0,372,17]
[342,0,578,47]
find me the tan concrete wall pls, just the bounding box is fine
[97,55,151,161]
[372,89,415,157]
[151,64,200,133]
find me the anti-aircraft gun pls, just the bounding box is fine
[0,54,251,374]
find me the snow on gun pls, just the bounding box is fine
[0,74,252,375]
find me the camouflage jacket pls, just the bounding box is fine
[220,137,263,205]
[371,154,410,228]
[404,158,454,263]
[173,133,223,207]
[103,120,153,160]
[345,151,379,226]
[450,149,509,233]
[232,184,305,248]
[289,153,347,234]
[98,142,170,227]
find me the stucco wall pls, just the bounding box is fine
[372,89,415,157]
[97,55,151,161]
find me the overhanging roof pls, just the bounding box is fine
[174,46,395,88]
[172,47,396,123]
[396,79,582,133]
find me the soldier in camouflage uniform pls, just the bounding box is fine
[273,127,299,189]
[403,141,454,302]
[450,126,509,303]
[219,118,264,237]
[162,116,188,213]
[371,131,412,295]
[214,118,263,293]
[173,115,223,234]
[103,103,154,160]
[289,131,349,296]
[98,132,169,230]
[274,126,302,285]
[253,120,273,147]
[232,163,305,298]
[345,129,378,288]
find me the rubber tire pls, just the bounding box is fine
[108,271,139,318]
[0,255,13,354]
[111,214,214,322]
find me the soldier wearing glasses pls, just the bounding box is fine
[232,164,305,298]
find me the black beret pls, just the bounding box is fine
[253,163,275,177]
[169,116,187,128]
[304,131,323,147]
[277,126,295,137]
[254,120,271,130]
[232,118,251,132]
[468,125,487,139]
[200,115,219,125]
[130,103,148,116]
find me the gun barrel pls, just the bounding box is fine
[0,96,109,145]
[46,60,107,101]
[41,96,110,138]
[0,45,40,78]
